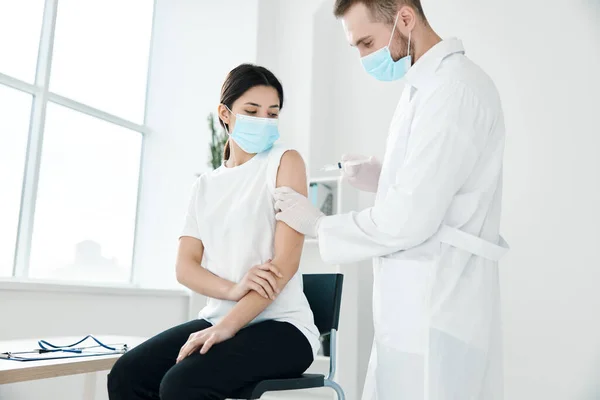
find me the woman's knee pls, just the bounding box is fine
[106,351,142,398]
[107,356,128,397]
[159,366,187,400]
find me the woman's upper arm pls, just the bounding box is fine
[272,150,307,276]
[276,150,308,196]
[176,236,204,282]
[178,236,204,265]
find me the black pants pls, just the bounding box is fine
[107,319,313,400]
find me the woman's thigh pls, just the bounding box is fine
[107,319,212,399]
[159,320,314,400]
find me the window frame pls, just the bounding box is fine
[0,0,155,285]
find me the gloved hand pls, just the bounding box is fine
[341,154,382,193]
[274,187,324,238]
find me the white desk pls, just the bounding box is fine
[0,336,146,399]
[1,336,333,400]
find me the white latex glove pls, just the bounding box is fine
[341,154,382,193]
[274,187,324,238]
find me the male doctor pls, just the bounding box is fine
[274,0,509,399]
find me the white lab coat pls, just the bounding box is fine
[317,39,508,400]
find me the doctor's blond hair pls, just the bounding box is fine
[333,0,426,23]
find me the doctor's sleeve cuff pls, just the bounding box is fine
[318,210,404,264]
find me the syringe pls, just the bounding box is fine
[320,159,369,172]
[320,162,343,172]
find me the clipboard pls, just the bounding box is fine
[0,335,128,362]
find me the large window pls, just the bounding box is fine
[0,86,32,276]
[0,0,45,83]
[0,0,154,283]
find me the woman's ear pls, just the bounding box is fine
[218,104,230,127]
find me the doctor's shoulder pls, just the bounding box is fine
[419,74,502,123]
[411,75,503,149]
[440,58,503,110]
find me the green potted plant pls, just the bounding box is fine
[207,112,228,170]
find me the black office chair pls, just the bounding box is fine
[232,273,346,400]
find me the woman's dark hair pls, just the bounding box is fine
[219,64,284,161]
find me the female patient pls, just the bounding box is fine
[107,64,319,400]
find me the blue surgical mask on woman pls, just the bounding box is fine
[361,12,412,82]
[224,106,280,154]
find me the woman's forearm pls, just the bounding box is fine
[177,237,236,300]
[218,291,273,332]
[176,259,235,301]
[218,257,296,333]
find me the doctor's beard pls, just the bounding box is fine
[391,31,413,62]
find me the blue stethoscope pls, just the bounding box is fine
[1,335,128,361]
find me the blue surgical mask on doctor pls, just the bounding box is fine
[361,12,412,82]
[224,105,280,154]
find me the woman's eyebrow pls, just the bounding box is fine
[243,102,280,109]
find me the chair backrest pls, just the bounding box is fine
[302,274,344,335]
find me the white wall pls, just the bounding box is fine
[256,0,325,167]
[134,0,259,288]
[421,1,600,398]
[259,0,600,398]
[307,0,338,177]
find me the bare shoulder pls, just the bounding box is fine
[276,150,307,195]
[279,150,305,171]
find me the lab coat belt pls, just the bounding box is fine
[438,225,509,261]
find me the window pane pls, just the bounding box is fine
[29,103,142,283]
[0,85,31,277]
[50,0,154,123]
[0,0,45,82]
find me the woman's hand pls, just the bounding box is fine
[227,260,284,301]
[176,324,237,362]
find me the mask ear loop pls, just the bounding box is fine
[222,104,234,135]
[407,30,411,59]
[388,12,400,48]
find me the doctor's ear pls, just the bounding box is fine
[397,6,417,32]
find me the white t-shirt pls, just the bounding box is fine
[181,144,320,356]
